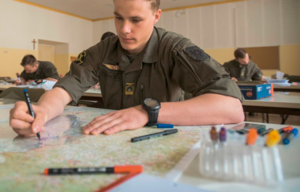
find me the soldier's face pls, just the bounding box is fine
[236,53,250,65]
[114,0,161,54]
[24,63,38,74]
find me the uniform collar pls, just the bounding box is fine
[140,27,159,63]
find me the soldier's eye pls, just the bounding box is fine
[132,19,142,23]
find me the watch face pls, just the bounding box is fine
[144,98,158,108]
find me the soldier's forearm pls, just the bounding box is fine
[158,93,244,125]
[37,87,72,123]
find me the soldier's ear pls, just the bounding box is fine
[153,9,161,25]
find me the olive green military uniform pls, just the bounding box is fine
[54,27,243,109]
[223,60,263,81]
[20,61,60,81]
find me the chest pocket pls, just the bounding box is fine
[99,63,123,109]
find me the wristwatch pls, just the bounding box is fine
[142,98,161,126]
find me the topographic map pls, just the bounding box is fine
[0,105,208,192]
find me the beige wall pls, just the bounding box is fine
[280,45,300,76]
[0,47,37,78]
[204,48,235,65]
[203,46,300,77]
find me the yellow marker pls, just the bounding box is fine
[266,130,281,147]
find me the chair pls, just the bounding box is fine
[0,87,46,102]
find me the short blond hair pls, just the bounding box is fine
[114,0,160,12]
[147,0,160,12]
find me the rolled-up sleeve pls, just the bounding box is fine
[171,43,244,102]
[54,43,101,105]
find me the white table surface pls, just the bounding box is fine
[243,92,300,109]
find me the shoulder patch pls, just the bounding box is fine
[74,51,87,65]
[184,46,209,61]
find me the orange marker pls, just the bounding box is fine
[246,129,258,145]
[44,165,143,175]
[266,130,281,147]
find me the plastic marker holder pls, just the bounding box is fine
[199,128,284,187]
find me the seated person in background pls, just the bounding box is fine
[10,0,244,137]
[100,31,116,41]
[17,54,60,85]
[223,48,265,82]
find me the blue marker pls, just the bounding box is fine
[282,128,298,145]
[157,124,174,128]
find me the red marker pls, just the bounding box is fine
[44,165,142,175]
[277,126,293,134]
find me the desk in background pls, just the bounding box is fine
[0,84,103,106]
[273,84,300,92]
[242,92,300,123]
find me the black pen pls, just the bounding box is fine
[131,129,178,143]
[23,89,40,140]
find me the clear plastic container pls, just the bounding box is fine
[199,131,284,187]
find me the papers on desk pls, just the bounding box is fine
[267,79,290,86]
[16,80,56,90]
[110,173,212,192]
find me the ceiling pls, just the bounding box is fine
[16,0,234,21]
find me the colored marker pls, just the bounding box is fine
[257,127,266,135]
[283,128,298,145]
[23,89,40,140]
[210,126,218,142]
[44,165,143,175]
[219,127,226,142]
[157,124,174,128]
[246,129,258,145]
[131,129,178,143]
[260,128,274,136]
[277,126,293,134]
[265,130,281,147]
[16,73,21,85]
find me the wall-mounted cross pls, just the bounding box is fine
[32,39,37,50]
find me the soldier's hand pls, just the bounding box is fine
[83,105,148,135]
[231,77,238,82]
[9,101,47,137]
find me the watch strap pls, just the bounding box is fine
[146,110,159,126]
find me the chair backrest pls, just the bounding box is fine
[0,87,46,102]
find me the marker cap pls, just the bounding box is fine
[114,165,143,173]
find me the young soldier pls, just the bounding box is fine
[223,48,265,82]
[10,0,244,136]
[17,54,60,85]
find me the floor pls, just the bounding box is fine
[245,113,300,126]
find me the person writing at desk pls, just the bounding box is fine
[9,0,244,137]
[17,55,60,85]
[223,48,265,82]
